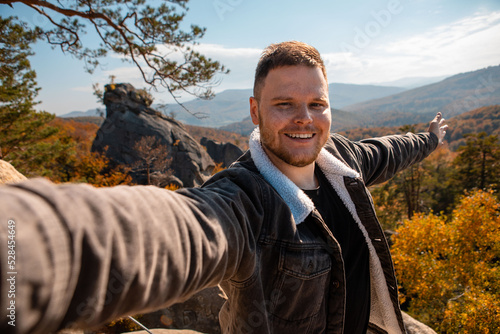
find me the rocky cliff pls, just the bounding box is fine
[200,137,243,168]
[91,83,215,187]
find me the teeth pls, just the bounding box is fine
[287,133,313,139]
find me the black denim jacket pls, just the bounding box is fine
[0,132,437,334]
[213,131,438,334]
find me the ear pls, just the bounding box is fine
[249,97,260,125]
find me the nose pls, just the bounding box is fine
[294,104,313,125]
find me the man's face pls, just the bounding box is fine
[250,65,331,169]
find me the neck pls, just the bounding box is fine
[284,163,318,190]
[263,151,318,189]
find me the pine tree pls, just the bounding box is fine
[452,132,500,192]
[1,0,228,105]
[0,17,60,175]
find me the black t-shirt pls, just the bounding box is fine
[303,167,370,333]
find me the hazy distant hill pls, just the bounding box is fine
[61,83,405,126]
[156,89,252,128]
[61,66,498,133]
[338,105,500,151]
[446,105,500,149]
[372,75,449,89]
[343,65,500,127]
[60,109,102,118]
[152,83,406,128]
[329,83,405,108]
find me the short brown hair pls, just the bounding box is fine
[253,41,327,99]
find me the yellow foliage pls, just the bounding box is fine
[392,190,500,332]
[441,287,500,333]
[212,162,226,175]
[165,184,180,191]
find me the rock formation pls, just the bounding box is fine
[119,286,436,334]
[91,83,215,187]
[129,287,225,333]
[200,137,244,168]
[0,160,27,185]
[402,312,437,333]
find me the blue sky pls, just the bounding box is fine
[2,0,500,115]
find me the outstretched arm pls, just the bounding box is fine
[0,176,264,334]
[427,112,448,144]
[329,113,449,186]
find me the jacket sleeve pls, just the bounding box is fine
[332,132,439,187]
[0,173,265,334]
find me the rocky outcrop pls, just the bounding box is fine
[0,160,27,185]
[121,287,436,334]
[402,312,437,334]
[131,287,225,333]
[200,137,244,168]
[123,330,203,334]
[91,83,215,187]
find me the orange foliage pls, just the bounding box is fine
[49,118,100,145]
[392,190,500,332]
[45,118,133,186]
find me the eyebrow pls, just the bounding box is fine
[270,96,293,101]
[270,96,329,102]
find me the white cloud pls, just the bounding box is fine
[323,11,500,84]
[386,11,500,53]
[193,43,262,59]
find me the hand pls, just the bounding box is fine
[427,112,448,144]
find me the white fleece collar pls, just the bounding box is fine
[249,128,359,224]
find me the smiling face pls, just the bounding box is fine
[250,65,331,170]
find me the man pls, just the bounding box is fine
[0,41,447,334]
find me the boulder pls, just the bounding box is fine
[121,287,436,334]
[200,138,244,168]
[133,287,226,333]
[402,312,437,334]
[0,160,27,185]
[122,330,203,334]
[91,83,215,187]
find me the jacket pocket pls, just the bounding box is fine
[269,247,331,321]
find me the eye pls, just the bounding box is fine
[275,102,292,109]
[310,102,326,110]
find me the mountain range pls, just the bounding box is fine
[60,83,407,127]
[61,65,500,135]
[222,65,500,135]
[150,83,407,128]
[342,65,500,126]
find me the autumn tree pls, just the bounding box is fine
[0,16,61,175]
[132,136,171,186]
[392,190,500,332]
[1,0,228,108]
[65,149,133,187]
[452,132,500,192]
[45,118,133,186]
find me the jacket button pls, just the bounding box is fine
[332,281,340,289]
